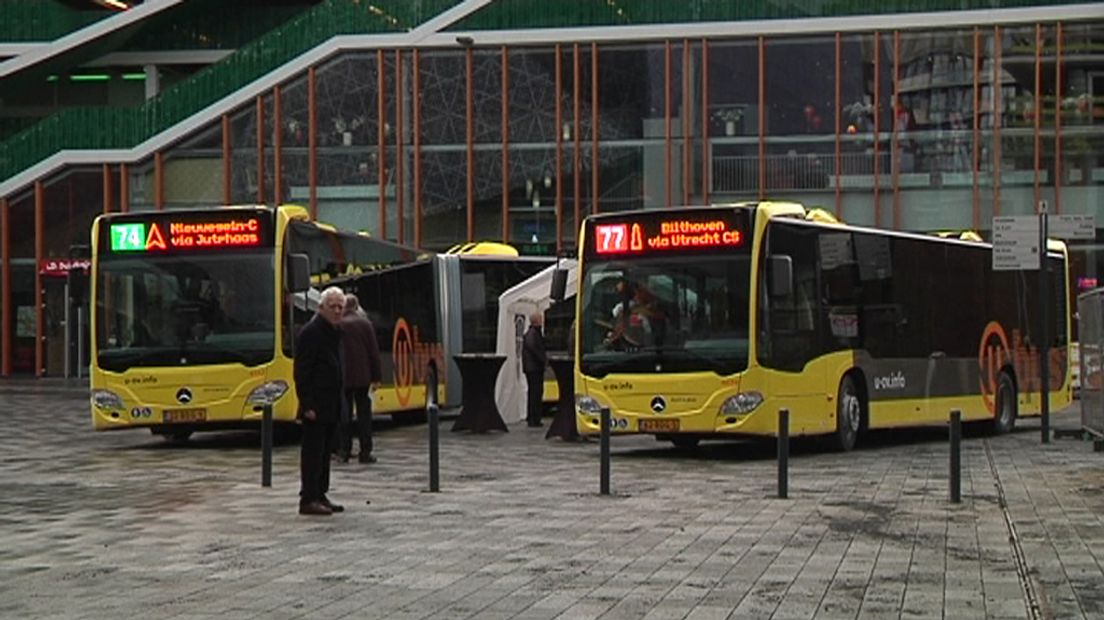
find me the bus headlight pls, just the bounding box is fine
[91,389,124,410]
[247,380,289,406]
[576,394,603,415]
[719,391,763,416]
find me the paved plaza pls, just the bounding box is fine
[2,380,1104,619]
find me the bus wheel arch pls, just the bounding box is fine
[832,371,867,452]
[992,367,1017,435]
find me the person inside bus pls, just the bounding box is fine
[604,279,665,349]
[294,285,347,516]
[337,293,382,464]
[199,280,227,330]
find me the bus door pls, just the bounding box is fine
[762,222,834,432]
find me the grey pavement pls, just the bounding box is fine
[2,381,1104,619]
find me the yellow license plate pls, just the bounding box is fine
[639,418,679,432]
[163,408,207,423]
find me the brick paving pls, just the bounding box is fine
[2,380,1104,619]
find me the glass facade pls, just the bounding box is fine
[1,14,1103,374]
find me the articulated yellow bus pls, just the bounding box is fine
[313,244,554,422]
[89,205,420,440]
[572,202,1072,450]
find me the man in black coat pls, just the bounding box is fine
[294,286,347,516]
[522,311,547,428]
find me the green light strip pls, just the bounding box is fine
[69,74,111,82]
[121,73,146,81]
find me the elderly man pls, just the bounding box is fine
[294,286,347,516]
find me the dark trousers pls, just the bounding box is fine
[339,387,373,456]
[525,371,544,426]
[300,419,335,503]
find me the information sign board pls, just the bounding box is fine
[992,216,1039,271]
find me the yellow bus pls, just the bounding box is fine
[89,204,420,440]
[572,202,1072,450]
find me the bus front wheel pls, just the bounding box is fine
[992,372,1017,435]
[153,429,193,443]
[832,376,862,452]
[669,436,700,450]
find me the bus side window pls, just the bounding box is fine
[818,231,860,350]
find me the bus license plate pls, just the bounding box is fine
[163,408,207,423]
[639,418,679,432]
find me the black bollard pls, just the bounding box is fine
[261,404,273,488]
[428,402,440,492]
[600,407,610,495]
[777,408,789,499]
[949,410,961,503]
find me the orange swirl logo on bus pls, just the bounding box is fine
[391,317,445,408]
[978,321,1010,415]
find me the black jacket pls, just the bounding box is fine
[293,314,344,423]
[522,325,547,375]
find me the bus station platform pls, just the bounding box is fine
[3,382,1104,619]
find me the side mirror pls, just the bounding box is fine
[287,253,311,293]
[769,255,793,299]
[550,267,568,303]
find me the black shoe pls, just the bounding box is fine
[319,496,344,513]
[299,501,332,516]
[358,453,377,464]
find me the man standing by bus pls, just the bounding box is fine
[339,293,382,464]
[522,311,547,428]
[294,286,347,516]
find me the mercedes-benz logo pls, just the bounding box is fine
[650,396,666,413]
[176,388,193,404]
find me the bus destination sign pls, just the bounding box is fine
[108,215,267,253]
[592,217,744,256]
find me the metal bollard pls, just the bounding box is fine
[428,402,440,492]
[600,407,611,495]
[261,404,273,488]
[949,410,961,503]
[777,408,789,499]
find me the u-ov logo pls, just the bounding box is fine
[392,318,414,407]
[977,321,1010,415]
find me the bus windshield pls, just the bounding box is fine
[96,252,275,371]
[579,253,752,377]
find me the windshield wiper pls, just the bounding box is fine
[670,346,735,375]
[187,343,257,366]
[581,350,657,377]
[99,347,181,371]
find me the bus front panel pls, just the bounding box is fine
[90,209,294,431]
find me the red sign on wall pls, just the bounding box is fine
[38,258,91,277]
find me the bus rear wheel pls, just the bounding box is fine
[992,372,1017,435]
[831,375,862,452]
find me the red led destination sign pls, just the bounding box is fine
[110,217,264,253]
[594,218,743,255]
